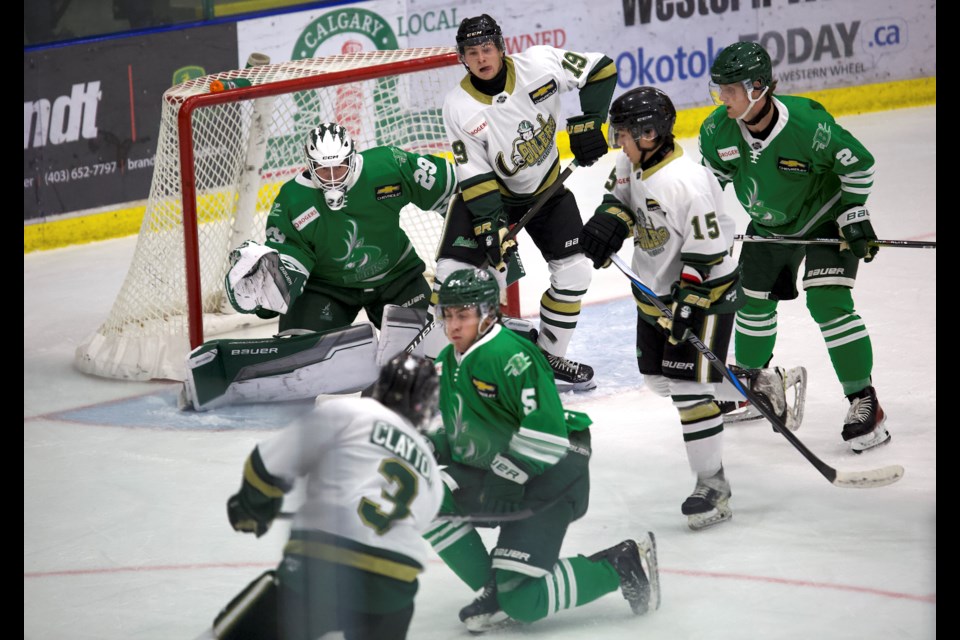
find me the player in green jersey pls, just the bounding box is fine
[423,268,659,633]
[698,42,890,453]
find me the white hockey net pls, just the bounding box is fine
[76,47,463,381]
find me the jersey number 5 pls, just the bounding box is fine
[358,458,419,534]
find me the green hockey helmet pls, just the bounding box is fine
[710,41,773,88]
[456,14,505,56]
[437,268,501,336]
[608,86,676,149]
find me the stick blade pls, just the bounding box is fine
[833,464,905,488]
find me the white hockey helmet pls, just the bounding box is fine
[304,123,358,210]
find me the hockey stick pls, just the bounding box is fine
[609,254,904,489]
[734,234,936,249]
[278,494,565,524]
[404,161,579,355]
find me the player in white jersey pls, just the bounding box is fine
[205,354,443,640]
[578,87,745,530]
[434,14,617,393]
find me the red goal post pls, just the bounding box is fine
[75,47,519,382]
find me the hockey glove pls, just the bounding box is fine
[580,206,631,268]
[837,206,879,262]
[479,453,531,514]
[661,281,713,345]
[566,115,607,167]
[227,488,282,538]
[474,221,515,272]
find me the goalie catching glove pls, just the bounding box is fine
[837,205,879,262]
[225,240,305,315]
[580,202,632,268]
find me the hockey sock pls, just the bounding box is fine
[423,520,491,591]
[496,557,620,623]
[734,298,778,369]
[674,396,724,474]
[806,286,873,395]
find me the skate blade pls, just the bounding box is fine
[464,613,520,634]
[635,532,661,612]
[784,366,807,431]
[554,379,598,393]
[687,502,733,530]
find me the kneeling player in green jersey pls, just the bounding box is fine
[179,123,456,410]
[423,268,660,633]
[699,42,889,453]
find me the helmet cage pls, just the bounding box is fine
[305,123,358,210]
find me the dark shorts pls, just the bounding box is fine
[740,222,860,300]
[443,430,592,575]
[280,267,431,332]
[635,311,734,384]
[437,189,585,265]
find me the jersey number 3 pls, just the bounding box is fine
[358,458,419,534]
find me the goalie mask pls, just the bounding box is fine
[437,268,501,342]
[372,353,439,432]
[709,42,773,122]
[456,14,505,58]
[305,123,359,210]
[608,86,677,150]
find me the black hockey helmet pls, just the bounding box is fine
[372,353,439,432]
[607,86,677,149]
[456,14,505,56]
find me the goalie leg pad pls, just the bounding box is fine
[181,324,379,411]
[377,304,448,362]
[212,570,279,640]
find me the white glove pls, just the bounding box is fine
[225,241,291,314]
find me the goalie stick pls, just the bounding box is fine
[734,234,936,249]
[404,162,579,355]
[609,254,904,489]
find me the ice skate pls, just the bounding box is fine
[681,466,732,530]
[721,366,807,431]
[458,576,518,634]
[543,352,597,393]
[588,533,660,614]
[842,385,891,453]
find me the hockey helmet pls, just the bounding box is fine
[372,353,439,432]
[304,123,358,210]
[608,86,677,149]
[456,14,505,56]
[437,268,501,336]
[710,41,773,88]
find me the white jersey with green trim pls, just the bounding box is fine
[257,397,442,567]
[608,145,738,297]
[443,46,608,198]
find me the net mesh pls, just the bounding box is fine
[76,47,462,381]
